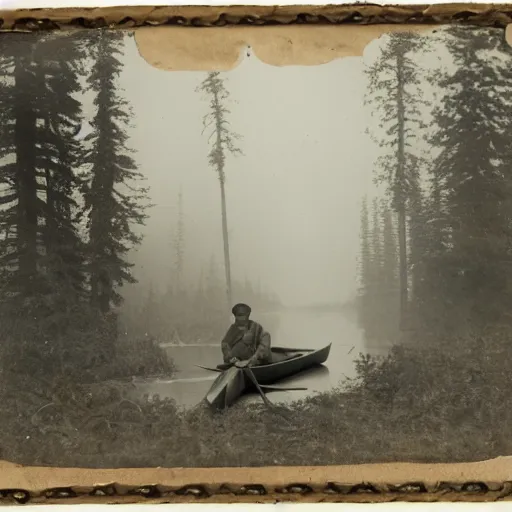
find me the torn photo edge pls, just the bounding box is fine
[0,2,511,505]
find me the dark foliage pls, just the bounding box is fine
[83,30,149,316]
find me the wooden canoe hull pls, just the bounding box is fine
[250,343,331,384]
[204,343,331,410]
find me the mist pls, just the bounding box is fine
[116,36,385,309]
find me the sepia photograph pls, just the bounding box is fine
[1,22,512,470]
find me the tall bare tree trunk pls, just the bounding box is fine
[197,71,242,309]
[213,86,233,307]
[219,180,232,306]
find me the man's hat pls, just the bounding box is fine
[232,303,251,316]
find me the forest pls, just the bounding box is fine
[356,26,512,348]
[0,30,172,388]
[0,29,280,382]
[2,25,512,469]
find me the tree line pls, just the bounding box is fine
[0,31,148,379]
[357,26,512,344]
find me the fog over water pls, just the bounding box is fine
[116,36,389,309]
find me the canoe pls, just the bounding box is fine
[204,343,331,410]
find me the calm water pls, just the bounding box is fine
[131,309,392,407]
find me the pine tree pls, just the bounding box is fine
[424,26,512,333]
[197,72,242,308]
[36,33,88,305]
[83,31,149,317]
[0,35,86,301]
[365,31,430,329]
[0,32,92,375]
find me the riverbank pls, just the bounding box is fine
[2,328,512,468]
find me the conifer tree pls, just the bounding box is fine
[83,31,149,318]
[365,31,430,329]
[0,32,91,374]
[424,26,512,333]
[0,37,45,370]
[35,34,88,305]
[197,72,242,308]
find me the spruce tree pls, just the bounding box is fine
[425,26,512,333]
[197,72,242,308]
[0,36,42,372]
[0,32,91,375]
[365,31,430,329]
[83,30,149,319]
[35,33,88,305]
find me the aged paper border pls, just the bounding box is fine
[0,3,512,505]
[0,3,510,29]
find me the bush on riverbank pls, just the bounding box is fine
[2,328,511,467]
[96,336,176,381]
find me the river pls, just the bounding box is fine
[131,309,392,408]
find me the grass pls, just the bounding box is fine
[1,327,512,468]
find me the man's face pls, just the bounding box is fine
[235,313,249,326]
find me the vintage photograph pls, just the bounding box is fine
[0,24,512,469]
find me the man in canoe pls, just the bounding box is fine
[221,303,272,367]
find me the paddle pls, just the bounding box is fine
[198,358,306,421]
[234,360,295,423]
[259,384,307,392]
[194,364,223,373]
[235,360,274,408]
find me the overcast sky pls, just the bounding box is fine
[118,34,394,308]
